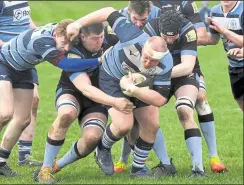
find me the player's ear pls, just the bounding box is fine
[53,31,57,39]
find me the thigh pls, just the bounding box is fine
[0,80,14,115]
[133,106,159,127]
[13,88,33,121]
[175,84,199,103]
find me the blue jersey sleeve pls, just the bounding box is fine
[241,11,244,34]
[107,11,144,43]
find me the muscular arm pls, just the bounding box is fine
[130,87,168,107]
[172,55,196,78]
[72,73,119,107]
[220,29,243,47]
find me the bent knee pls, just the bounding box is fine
[175,97,194,122]
[57,110,77,128]
[0,111,14,125]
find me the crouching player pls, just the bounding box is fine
[66,7,173,178]
[34,23,134,184]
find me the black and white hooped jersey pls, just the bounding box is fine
[0,23,64,71]
[144,18,199,71]
[210,1,243,67]
[0,1,31,42]
[102,11,173,88]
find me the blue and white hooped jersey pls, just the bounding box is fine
[210,1,244,68]
[0,23,63,71]
[119,5,161,23]
[102,12,173,87]
[0,1,31,42]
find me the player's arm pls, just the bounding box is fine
[172,29,197,78]
[70,72,134,113]
[121,53,173,107]
[67,7,117,41]
[227,47,244,58]
[207,17,243,47]
[182,1,211,46]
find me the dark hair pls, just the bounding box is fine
[159,9,183,36]
[80,22,104,36]
[128,1,151,15]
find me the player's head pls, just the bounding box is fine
[80,23,104,53]
[54,19,74,53]
[141,36,168,69]
[159,10,182,44]
[220,1,237,8]
[128,1,152,29]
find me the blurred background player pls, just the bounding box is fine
[0,0,42,168]
[199,1,211,32]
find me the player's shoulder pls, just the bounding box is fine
[210,4,222,14]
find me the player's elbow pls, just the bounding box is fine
[153,97,167,107]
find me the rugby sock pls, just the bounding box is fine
[153,128,171,165]
[56,142,80,168]
[0,147,10,167]
[119,138,131,163]
[99,124,120,150]
[185,129,204,172]
[42,137,64,169]
[18,140,32,161]
[198,113,218,158]
[131,137,154,173]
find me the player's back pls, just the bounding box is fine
[0,1,31,42]
[0,23,58,71]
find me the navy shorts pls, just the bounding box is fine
[55,85,108,123]
[0,60,34,89]
[99,65,149,109]
[229,66,244,100]
[31,68,39,85]
[168,72,200,100]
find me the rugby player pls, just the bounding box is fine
[202,1,243,111]
[0,0,42,168]
[67,7,173,178]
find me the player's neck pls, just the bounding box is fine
[222,2,237,13]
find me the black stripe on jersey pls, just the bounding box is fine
[211,13,224,17]
[2,2,28,16]
[15,37,35,66]
[227,14,240,18]
[229,29,243,35]
[7,45,23,68]
[23,29,35,50]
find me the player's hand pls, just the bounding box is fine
[66,21,81,41]
[207,17,225,34]
[227,48,244,58]
[120,74,136,96]
[113,98,134,114]
[0,40,4,46]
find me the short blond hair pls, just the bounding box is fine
[54,19,74,40]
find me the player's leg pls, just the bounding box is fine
[195,75,226,173]
[130,105,159,178]
[55,106,107,171]
[0,87,33,177]
[95,65,134,175]
[175,82,205,177]
[36,92,79,184]
[0,78,15,176]
[18,68,41,166]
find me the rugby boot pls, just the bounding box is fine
[189,167,207,178]
[130,165,154,178]
[0,163,20,177]
[114,160,127,173]
[152,158,177,177]
[34,167,56,184]
[210,156,227,173]
[18,154,43,166]
[94,147,114,175]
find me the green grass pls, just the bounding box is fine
[0,1,243,184]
